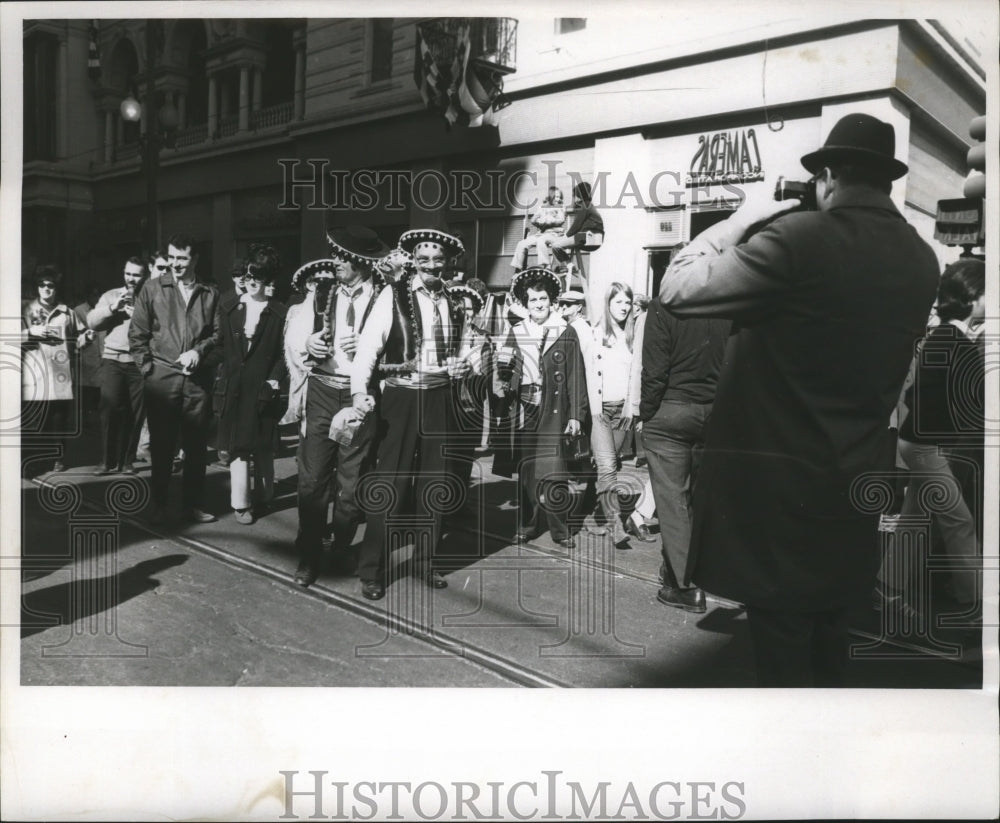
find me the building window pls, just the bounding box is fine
[556,18,587,35]
[369,18,394,83]
[24,31,58,162]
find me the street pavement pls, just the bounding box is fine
[18,423,983,688]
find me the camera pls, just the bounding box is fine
[774,176,816,211]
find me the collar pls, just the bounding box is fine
[948,318,976,339]
[159,273,202,290]
[825,186,902,218]
[412,274,446,299]
[338,279,371,299]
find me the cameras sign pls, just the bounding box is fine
[688,128,765,186]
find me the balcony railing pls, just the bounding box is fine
[175,123,208,148]
[116,142,140,161]
[250,101,294,131]
[217,116,239,139]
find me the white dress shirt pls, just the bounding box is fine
[351,275,457,394]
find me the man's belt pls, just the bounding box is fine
[310,372,351,390]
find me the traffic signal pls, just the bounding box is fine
[963,115,986,199]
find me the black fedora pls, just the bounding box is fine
[800,113,908,180]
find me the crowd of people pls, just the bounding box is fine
[20,112,986,686]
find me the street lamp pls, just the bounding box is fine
[119,20,178,255]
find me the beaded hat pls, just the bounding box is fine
[325,224,392,265]
[397,228,465,259]
[512,266,561,305]
[446,283,484,314]
[290,259,338,292]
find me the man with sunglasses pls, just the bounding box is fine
[659,113,939,686]
[129,233,220,524]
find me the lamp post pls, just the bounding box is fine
[119,20,177,255]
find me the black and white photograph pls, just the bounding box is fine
[2,1,997,819]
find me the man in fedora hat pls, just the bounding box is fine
[350,228,472,600]
[285,224,390,587]
[659,113,939,686]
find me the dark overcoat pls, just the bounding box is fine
[494,318,588,480]
[661,187,939,611]
[212,293,288,457]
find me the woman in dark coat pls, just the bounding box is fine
[213,245,287,524]
[495,267,588,548]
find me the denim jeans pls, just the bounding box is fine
[641,400,712,588]
[590,400,629,494]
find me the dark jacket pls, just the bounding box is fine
[661,187,939,611]
[128,273,219,389]
[493,319,588,478]
[899,322,984,447]
[212,293,288,456]
[566,203,604,238]
[639,299,730,419]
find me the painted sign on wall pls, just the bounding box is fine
[687,128,764,186]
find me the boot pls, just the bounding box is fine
[599,490,629,546]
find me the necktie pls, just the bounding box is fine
[345,295,356,329]
[432,295,446,365]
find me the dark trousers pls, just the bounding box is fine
[295,378,375,563]
[451,376,487,490]
[517,403,570,542]
[641,401,711,589]
[144,366,211,508]
[98,359,145,469]
[357,384,456,584]
[745,606,850,687]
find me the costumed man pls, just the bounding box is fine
[446,281,494,491]
[285,224,390,587]
[350,229,472,601]
[494,267,588,548]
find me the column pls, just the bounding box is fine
[177,92,187,130]
[252,67,263,112]
[116,117,124,148]
[238,65,249,132]
[294,44,305,120]
[56,35,68,158]
[104,110,113,163]
[207,74,218,136]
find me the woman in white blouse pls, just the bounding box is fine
[584,282,640,546]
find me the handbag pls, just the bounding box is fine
[560,432,592,469]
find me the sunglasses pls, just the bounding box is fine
[38,282,56,289]
[244,264,269,282]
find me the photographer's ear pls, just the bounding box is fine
[815,167,834,205]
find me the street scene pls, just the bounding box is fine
[7,7,997,822]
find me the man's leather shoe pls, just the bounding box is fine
[624,518,656,543]
[294,560,320,588]
[553,536,576,549]
[416,570,448,589]
[185,508,217,524]
[361,580,385,600]
[120,463,137,475]
[93,465,115,476]
[657,586,707,614]
[513,528,540,543]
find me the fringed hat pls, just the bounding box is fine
[398,228,465,259]
[512,266,562,305]
[325,224,392,265]
[446,283,484,314]
[290,259,338,292]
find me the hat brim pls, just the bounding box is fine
[800,146,908,180]
[398,229,465,258]
[325,229,391,265]
[446,284,484,314]
[512,267,562,305]
[290,259,338,291]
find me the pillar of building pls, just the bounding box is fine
[238,66,249,132]
[104,110,114,163]
[294,44,305,120]
[208,74,218,136]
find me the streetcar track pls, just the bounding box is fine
[27,475,985,678]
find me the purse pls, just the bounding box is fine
[560,432,592,469]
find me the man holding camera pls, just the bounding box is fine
[659,113,939,686]
[87,256,149,475]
